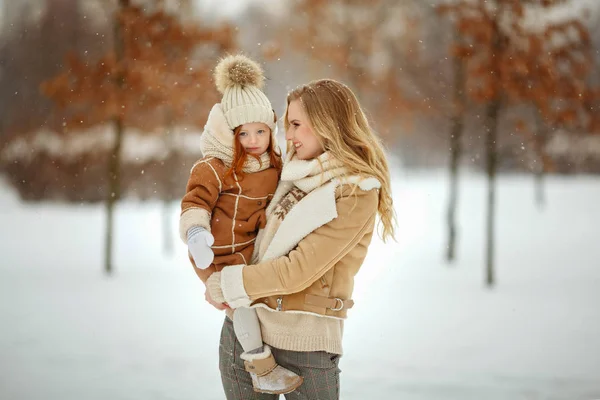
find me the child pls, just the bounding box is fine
[179,55,303,395]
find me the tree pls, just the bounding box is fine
[0,0,104,148]
[41,1,235,274]
[286,0,424,141]
[445,29,467,263]
[505,16,592,207]
[439,0,592,287]
[119,2,234,255]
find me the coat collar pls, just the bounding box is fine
[261,174,381,262]
[262,179,339,261]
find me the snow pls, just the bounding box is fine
[1,172,599,400]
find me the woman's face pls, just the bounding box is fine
[285,100,324,160]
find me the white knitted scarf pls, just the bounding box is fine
[281,149,348,192]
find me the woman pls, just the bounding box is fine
[206,79,396,399]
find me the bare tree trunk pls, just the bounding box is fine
[484,98,500,288]
[446,40,466,263]
[534,163,544,207]
[105,118,123,275]
[162,200,174,254]
[104,0,128,275]
[342,0,362,99]
[533,109,546,208]
[162,118,175,256]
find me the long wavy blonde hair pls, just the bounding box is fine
[284,79,397,241]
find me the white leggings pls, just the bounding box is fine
[232,306,263,353]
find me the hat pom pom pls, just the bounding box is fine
[214,54,265,94]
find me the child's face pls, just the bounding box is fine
[238,123,271,155]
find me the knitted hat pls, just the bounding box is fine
[214,54,275,131]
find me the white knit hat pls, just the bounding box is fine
[214,54,275,131]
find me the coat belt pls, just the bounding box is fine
[304,294,354,311]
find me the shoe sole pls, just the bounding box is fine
[253,376,304,395]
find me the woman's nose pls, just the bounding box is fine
[285,128,293,141]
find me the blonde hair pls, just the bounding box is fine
[284,79,397,241]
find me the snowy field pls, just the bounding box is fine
[1,172,599,400]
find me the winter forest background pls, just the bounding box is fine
[1,0,599,399]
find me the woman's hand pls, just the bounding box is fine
[206,272,226,303]
[205,286,230,311]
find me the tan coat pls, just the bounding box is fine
[180,157,279,281]
[220,176,380,319]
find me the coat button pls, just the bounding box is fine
[257,201,263,206]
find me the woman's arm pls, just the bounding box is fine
[219,188,378,308]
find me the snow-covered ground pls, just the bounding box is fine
[1,172,599,400]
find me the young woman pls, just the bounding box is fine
[206,78,396,399]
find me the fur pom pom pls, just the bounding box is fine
[214,54,265,94]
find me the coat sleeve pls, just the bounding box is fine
[220,188,378,308]
[179,159,223,243]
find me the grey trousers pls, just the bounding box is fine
[219,317,341,400]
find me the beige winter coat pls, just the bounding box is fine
[219,173,381,319]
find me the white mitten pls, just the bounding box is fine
[187,226,215,269]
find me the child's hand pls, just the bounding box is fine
[187,227,215,269]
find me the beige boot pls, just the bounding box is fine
[241,345,303,395]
